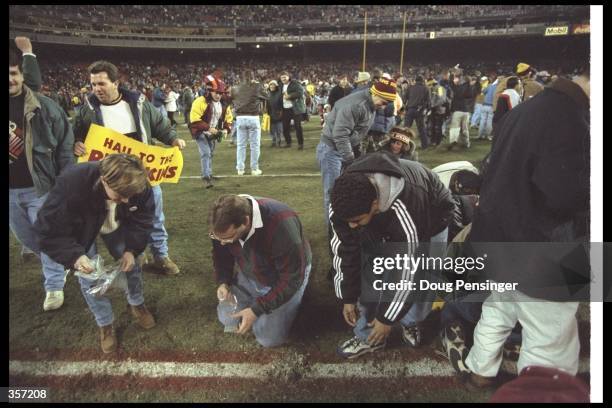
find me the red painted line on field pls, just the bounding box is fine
[9,346,451,365]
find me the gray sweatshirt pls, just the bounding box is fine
[320,90,377,162]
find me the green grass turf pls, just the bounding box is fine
[9,116,494,401]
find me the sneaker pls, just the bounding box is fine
[283,144,292,148]
[298,145,304,150]
[43,290,64,311]
[237,170,245,176]
[203,176,214,188]
[503,343,521,362]
[400,325,422,347]
[251,169,263,176]
[337,336,385,359]
[465,372,496,391]
[440,323,471,375]
[130,304,156,329]
[21,246,37,263]
[446,142,457,151]
[152,256,180,275]
[270,142,277,148]
[99,324,117,354]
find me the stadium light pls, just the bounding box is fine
[255,44,260,48]
[288,43,293,47]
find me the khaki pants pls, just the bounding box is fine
[449,111,471,147]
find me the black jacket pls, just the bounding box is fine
[450,79,480,113]
[470,78,590,301]
[34,162,155,269]
[330,152,454,324]
[328,85,352,109]
[404,83,431,109]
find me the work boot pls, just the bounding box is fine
[152,256,180,275]
[203,176,214,189]
[130,304,156,329]
[99,324,117,354]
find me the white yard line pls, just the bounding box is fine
[7,357,591,380]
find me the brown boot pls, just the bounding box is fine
[152,256,180,275]
[130,304,156,329]
[99,324,117,354]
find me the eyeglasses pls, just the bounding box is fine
[209,226,244,244]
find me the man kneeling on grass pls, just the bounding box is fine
[209,194,312,347]
[330,151,454,358]
[35,154,156,354]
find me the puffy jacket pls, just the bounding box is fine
[34,162,155,269]
[74,87,177,146]
[19,85,75,196]
[189,95,233,138]
[320,90,377,162]
[330,152,455,324]
[266,88,284,122]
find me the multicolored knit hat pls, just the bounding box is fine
[370,78,397,102]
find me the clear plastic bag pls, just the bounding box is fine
[218,293,239,333]
[74,255,128,297]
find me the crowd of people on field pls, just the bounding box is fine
[9,32,591,402]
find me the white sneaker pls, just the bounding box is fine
[337,336,385,359]
[43,290,64,311]
[251,169,263,176]
[237,170,245,176]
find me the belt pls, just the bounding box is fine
[483,103,492,106]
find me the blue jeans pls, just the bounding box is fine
[148,185,168,259]
[79,228,146,327]
[270,121,283,144]
[195,134,216,178]
[9,187,66,291]
[352,227,449,340]
[478,105,493,139]
[235,116,261,172]
[471,103,483,127]
[217,264,311,347]
[230,124,237,144]
[316,141,343,225]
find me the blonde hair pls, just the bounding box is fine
[100,154,150,198]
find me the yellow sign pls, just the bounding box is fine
[545,26,569,36]
[572,24,590,35]
[77,124,183,186]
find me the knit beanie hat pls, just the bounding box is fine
[370,78,397,102]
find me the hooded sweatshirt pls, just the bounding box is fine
[330,151,454,324]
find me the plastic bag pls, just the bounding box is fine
[218,293,239,333]
[74,255,128,297]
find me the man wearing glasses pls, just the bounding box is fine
[208,194,312,347]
